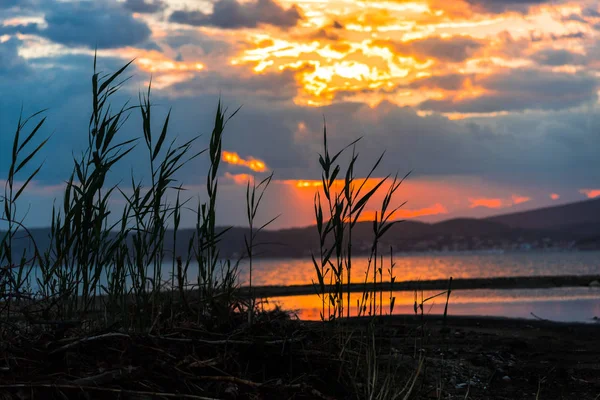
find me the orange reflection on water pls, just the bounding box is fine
[267,288,600,321]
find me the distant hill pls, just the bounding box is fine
[2,198,600,259]
[486,198,600,230]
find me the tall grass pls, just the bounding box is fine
[311,122,411,321]
[1,108,48,322]
[0,57,255,332]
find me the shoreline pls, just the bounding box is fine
[241,274,600,297]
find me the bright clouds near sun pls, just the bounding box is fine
[3,0,600,115]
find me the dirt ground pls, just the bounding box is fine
[0,312,598,400]
[378,314,600,400]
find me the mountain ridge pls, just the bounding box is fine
[3,198,600,259]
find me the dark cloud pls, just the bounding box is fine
[531,48,586,66]
[418,69,598,113]
[0,22,39,35]
[0,0,21,8]
[464,0,551,14]
[170,67,302,104]
[409,74,469,91]
[0,54,144,184]
[163,31,231,56]
[550,31,586,41]
[380,36,484,63]
[0,37,28,76]
[562,13,587,23]
[307,28,339,41]
[169,0,302,29]
[40,1,152,49]
[583,7,600,17]
[123,0,166,13]
[316,101,600,188]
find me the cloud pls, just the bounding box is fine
[40,1,152,49]
[469,197,504,209]
[0,0,21,9]
[0,22,40,35]
[583,7,600,18]
[168,66,305,103]
[468,195,529,209]
[222,151,268,172]
[530,48,586,66]
[409,74,469,91]
[580,189,600,199]
[379,36,484,63]
[224,172,255,185]
[0,38,29,76]
[550,32,586,41]
[396,203,448,219]
[123,0,166,13]
[511,195,531,205]
[419,69,598,113]
[169,0,302,29]
[464,0,552,14]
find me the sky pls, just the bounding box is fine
[1,0,600,229]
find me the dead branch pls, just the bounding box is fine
[0,384,222,399]
[49,332,130,355]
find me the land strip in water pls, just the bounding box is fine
[241,274,600,297]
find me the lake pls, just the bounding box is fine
[232,251,600,322]
[22,250,600,322]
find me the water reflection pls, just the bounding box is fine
[266,287,600,322]
[236,251,600,287]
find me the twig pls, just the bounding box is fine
[193,378,335,400]
[71,366,140,386]
[0,384,221,399]
[196,375,261,388]
[530,312,549,322]
[149,334,303,346]
[49,332,130,355]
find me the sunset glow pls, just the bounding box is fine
[511,195,531,205]
[469,198,504,209]
[222,151,268,172]
[1,0,599,229]
[580,189,600,199]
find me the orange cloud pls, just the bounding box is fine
[397,203,448,218]
[550,193,560,200]
[348,203,448,222]
[330,203,447,223]
[580,189,600,199]
[224,172,255,185]
[511,194,531,205]
[283,178,384,192]
[222,151,268,172]
[293,180,323,188]
[468,197,504,209]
